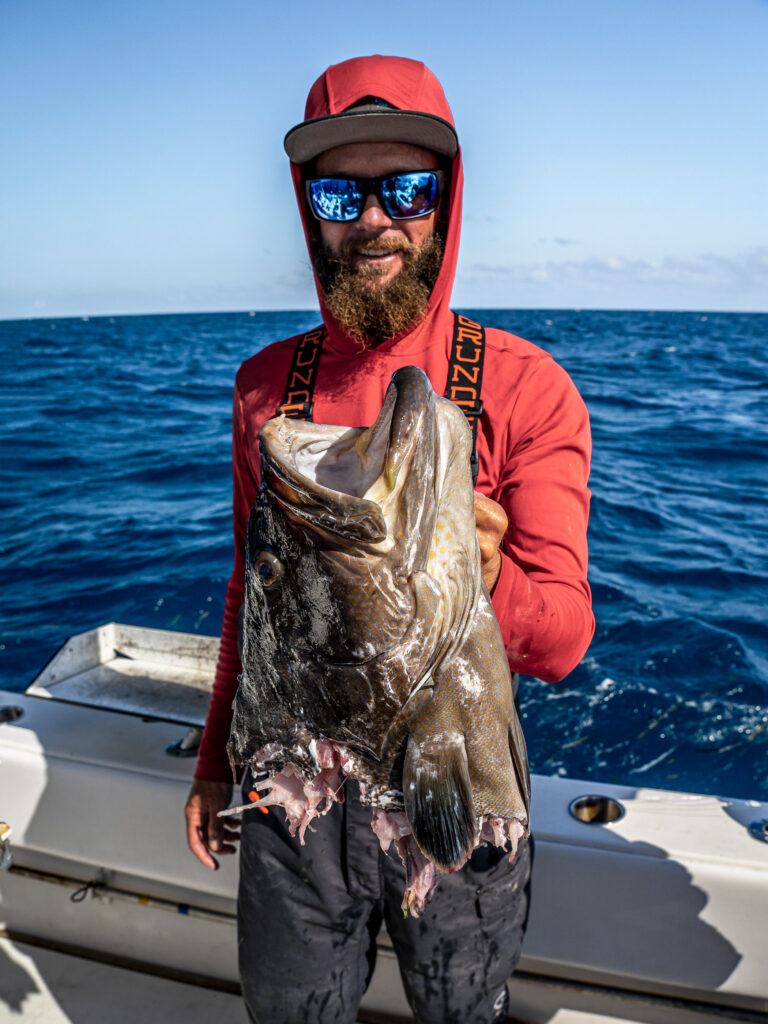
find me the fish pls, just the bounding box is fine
[226,366,530,915]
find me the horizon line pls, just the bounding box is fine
[2,304,767,324]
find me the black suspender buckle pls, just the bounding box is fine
[278,400,314,420]
[469,449,480,486]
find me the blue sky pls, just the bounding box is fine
[1,0,766,318]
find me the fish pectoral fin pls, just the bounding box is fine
[403,733,477,871]
[380,683,433,766]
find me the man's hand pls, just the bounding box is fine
[474,491,508,593]
[185,779,239,870]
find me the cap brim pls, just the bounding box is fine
[284,109,458,164]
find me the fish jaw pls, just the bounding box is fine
[259,421,388,547]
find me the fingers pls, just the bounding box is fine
[474,492,507,593]
[184,781,237,870]
[206,802,225,850]
[209,820,241,853]
[186,811,219,871]
[480,551,502,593]
[213,842,239,856]
[474,491,508,538]
[186,817,239,864]
[476,527,500,565]
[473,491,508,564]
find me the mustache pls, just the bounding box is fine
[342,236,418,258]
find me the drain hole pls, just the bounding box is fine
[0,706,24,724]
[569,794,625,824]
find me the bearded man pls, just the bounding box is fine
[185,55,594,1024]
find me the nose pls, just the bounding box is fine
[357,192,392,229]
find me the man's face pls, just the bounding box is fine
[310,141,444,346]
[314,141,440,288]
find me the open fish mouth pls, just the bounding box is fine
[258,370,421,547]
[226,366,530,917]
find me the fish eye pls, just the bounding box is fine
[253,550,283,587]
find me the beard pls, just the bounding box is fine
[312,234,444,347]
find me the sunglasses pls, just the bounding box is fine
[306,170,442,223]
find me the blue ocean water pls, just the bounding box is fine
[2,310,766,801]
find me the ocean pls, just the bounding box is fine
[2,309,766,801]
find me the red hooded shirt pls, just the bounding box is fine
[194,56,594,782]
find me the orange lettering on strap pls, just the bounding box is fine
[289,368,313,389]
[277,325,326,418]
[456,325,482,344]
[294,328,323,367]
[284,390,310,405]
[449,386,479,406]
[295,348,316,367]
[451,364,480,385]
[456,314,481,329]
[455,343,481,363]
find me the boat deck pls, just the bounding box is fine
[0,937,248,1024]
[3,624,768,1024]
[4,936,760,1024]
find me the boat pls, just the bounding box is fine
[1,623,767,1023]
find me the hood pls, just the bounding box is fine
[288,55,463,357]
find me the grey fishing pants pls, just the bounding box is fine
[237,775,532,1024]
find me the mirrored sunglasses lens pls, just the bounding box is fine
[309,179,362,221]
[381,172,439,218]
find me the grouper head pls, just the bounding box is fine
[231,366,480,769]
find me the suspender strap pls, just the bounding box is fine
[275,325,326,419]
[277,314,485,483]
[445,313,486,484]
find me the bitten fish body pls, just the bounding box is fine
[227,366,530,914]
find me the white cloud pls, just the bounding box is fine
[458,246,768,310]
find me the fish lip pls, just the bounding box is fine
[260,448,388,544]
[381,367,436,474]
[258,419,391,541]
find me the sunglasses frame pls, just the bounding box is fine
[305,169,443,223]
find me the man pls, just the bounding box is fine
[185,55,594,1024]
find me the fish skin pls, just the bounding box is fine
[228,366,530,910]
